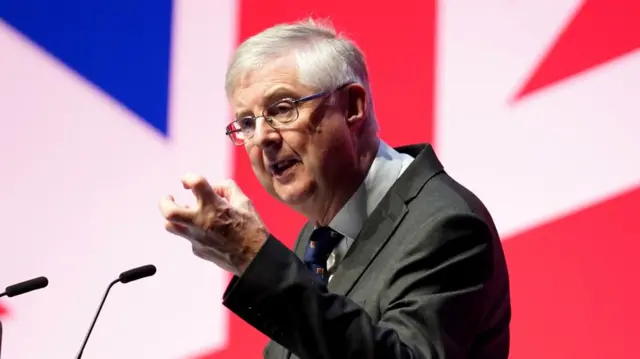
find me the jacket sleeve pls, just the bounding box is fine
[222,213,509,359]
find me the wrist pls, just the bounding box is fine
[235,229,269,276]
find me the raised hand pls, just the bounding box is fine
[159,173,269,276]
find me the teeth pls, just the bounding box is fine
[273,159,295,172]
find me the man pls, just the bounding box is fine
[159,19,511,359]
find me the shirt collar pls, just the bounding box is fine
[328,141,407,240]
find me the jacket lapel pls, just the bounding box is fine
[289,144,444,297]
[327,190,407,296]
[328,144,444,297]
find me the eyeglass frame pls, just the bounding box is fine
[225,82,353,145]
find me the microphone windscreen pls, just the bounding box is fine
[119,265,157,284]
[5,276,49,297]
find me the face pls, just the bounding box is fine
[230,56,365,219]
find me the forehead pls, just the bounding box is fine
[231,56,311,111]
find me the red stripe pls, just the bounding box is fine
[505,186,640,359]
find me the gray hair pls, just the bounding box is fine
[225,18,377,128]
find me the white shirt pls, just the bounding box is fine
[326,141,414,280]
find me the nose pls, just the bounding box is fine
[252,117,281,149]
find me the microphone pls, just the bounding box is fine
[119,264,157,283]
[76,264,156,359]
[0,276,49,357]
[0,276,49,298]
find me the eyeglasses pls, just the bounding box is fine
[225,83,351,145]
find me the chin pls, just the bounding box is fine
[273,179,315,206]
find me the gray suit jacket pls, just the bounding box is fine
[223,144,511,359]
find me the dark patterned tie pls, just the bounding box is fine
[303,227,344,283]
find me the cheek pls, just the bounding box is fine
[280,127,311,157]
[296,136,334,178]
[246,146,266,172]
[316,127,355,173]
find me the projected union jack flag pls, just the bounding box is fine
[0,0,638,358]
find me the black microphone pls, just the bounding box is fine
[76,264,157,359]
[0,276,49,298]
[0,276,49,357]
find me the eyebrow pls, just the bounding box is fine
[264,86,299,103]
[234,86,300,119]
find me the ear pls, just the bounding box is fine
[343,83,367,130]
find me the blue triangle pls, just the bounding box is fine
[0,0,173,136]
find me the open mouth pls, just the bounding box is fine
[269,159,299,176]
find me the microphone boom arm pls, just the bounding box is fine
[75,264,156,359]
[75,279,119,359]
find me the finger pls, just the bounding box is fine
[167,194,192,210]
[191,242,207,259]
[164,221,191,238]
[159,196,195,225]
[167,194,189,208]
[181,173,221,206]
[191,241,219,262]
[191,242,229,266]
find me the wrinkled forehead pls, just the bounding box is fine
[230,56,311,113]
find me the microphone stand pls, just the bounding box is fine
[75,265,156,359]
[75,279,118,359]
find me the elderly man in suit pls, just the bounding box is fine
[159,19,511,359]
